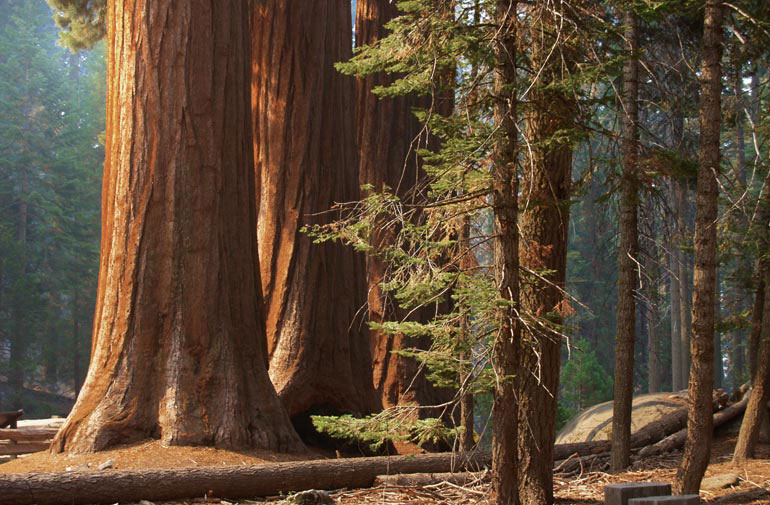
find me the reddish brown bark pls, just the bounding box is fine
[251,0,378,420]
[675,0,723,493]
[491,2,520,504]
[611,8,640,473]
[354,0,453,421]
[748,278,764,383]
[517,6,575,504]
[52,0,303,454]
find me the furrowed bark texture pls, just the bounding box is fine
[491,2,520,504]
[517,5,575,504]
[52,0,303,454]
[611,8,639,473]
[355,0,451,416]
[251,0,377,419]
[459,216,475,451]
[748,278,764,383]
[675,0,723,493]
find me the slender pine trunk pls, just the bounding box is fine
[611,7,639,473]
[675,0,723,493]
[491,2,520,503]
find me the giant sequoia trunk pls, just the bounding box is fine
[251,0,378,420]
[355,0,451,418]
[52,0,303,454]
[675,0,723,493]
[611,8,640,473]
[517,6,575,504]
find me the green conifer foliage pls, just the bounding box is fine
[46,0,106,51]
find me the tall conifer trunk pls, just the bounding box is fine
[52,0,303,454]
[675,0,723,493]
[611,8,640,472]
[517,5,575,503]
[251,0,378,420]
[491,2,520,503]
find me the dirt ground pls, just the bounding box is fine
[0,439,310,473]
[1,434,768,504]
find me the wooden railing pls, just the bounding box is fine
[0,411,57,458]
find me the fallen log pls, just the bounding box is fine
[552,404,690,460]
[638,397,749,458]
[0,451,491,505]
[373,471,486,487]
[553,453,609,476]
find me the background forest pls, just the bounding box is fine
[0,0,103,416]
[0,0,765,428]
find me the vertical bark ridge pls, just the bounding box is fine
[53,0,303,454]
[491,1,520,503]
[675,0,723,493]
[611,8,640,473]
[355,0,452,420]
[252,0,378,419]
[517,4,576,503]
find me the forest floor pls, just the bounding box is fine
[0,434,768,504]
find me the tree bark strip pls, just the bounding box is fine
[675,0,723,494]
[251,0,378,420]
[517,4,576,503]
[611,7,640,473]
[52,0,302,454]
[491,2,520,503]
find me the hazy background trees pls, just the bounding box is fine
[0,0,103,416]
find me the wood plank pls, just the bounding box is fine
[0,428,57,442]
[0,442,50,456]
